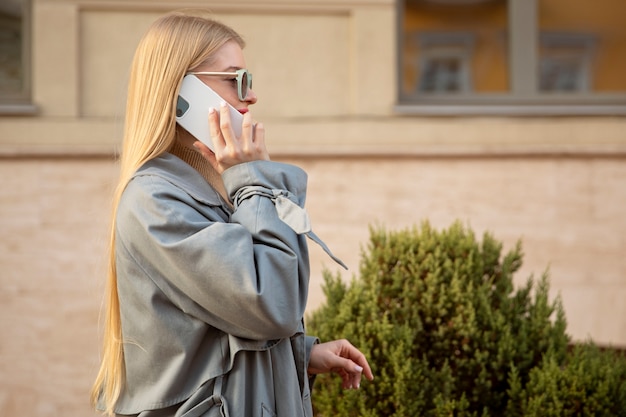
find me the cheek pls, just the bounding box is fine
[212,85,240,107]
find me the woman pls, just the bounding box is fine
[91,9,373,417]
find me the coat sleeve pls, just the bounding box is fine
[116,161,311,341]
[305,335,320,389]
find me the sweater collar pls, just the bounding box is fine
[134,152,229,209]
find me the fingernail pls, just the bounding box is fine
[209,107,215,114]
[355,365,363,373]
[220,101,227,108]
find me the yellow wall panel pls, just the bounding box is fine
[80,10,351,118]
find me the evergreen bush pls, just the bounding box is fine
[508,343,626,416]
[307,221,626,416]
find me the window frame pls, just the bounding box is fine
[0,0,36,115]
[395,0,626,116]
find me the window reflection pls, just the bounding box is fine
[400,0,626,101]
[415,32,474,93]
[0,0,23,94]
[538,0,626,93]
[401,0,509,98]
[539,33,596,92]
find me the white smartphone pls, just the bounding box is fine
[176,74,243,151]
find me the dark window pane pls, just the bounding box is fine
[0,0,23,94]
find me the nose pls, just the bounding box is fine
[245,88,258,105]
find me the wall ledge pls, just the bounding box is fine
[3,143,626,160]
[2,116,625,159]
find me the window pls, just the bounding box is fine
[397,0,626,115]
[411,32,474,93]
[539,33,596,93]
[0,0,34,114]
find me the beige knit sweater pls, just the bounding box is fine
[168,140,230,204]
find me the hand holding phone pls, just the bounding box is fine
[191,103,268,174]
[176,74,244,151]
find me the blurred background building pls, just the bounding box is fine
[1,0,625,415]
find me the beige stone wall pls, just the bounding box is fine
[2,154,626,415]
[0,157,112,416]
[1,0,626,415]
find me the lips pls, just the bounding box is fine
[238,108,249,114]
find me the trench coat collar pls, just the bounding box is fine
[134,152,226,208]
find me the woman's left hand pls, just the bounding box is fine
[308,339,374,389]
[193,104,269,174]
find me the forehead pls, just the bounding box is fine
[207,40,246,70]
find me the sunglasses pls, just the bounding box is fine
[188,69,253,101]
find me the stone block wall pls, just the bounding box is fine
[1,153,625,415]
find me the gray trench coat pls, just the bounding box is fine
[105,154,343,417]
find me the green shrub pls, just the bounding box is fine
[508,343,626,416]
[307,221,578,416]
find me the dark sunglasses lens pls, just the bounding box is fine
[241,71,248,99]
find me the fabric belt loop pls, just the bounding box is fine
[213,375,224,398]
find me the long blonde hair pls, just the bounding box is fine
[91,10,244,415]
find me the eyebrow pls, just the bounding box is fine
[221,66,243,72]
